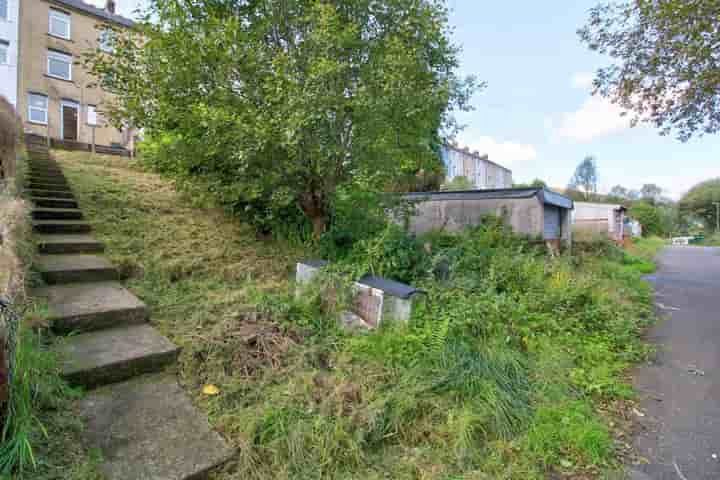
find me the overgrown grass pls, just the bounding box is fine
[55,150,658,479]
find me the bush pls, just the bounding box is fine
[0,97,19,182]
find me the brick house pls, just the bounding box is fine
[11,0,134,149]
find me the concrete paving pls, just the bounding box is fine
[633,246,720,479]
[36,253,118,284]
[36,233,105,254]
[79,375,235,480]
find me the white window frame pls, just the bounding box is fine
[47,49,72,81]
[49,9,71,40]
[87,104,98,126]
[0,0,8,21]
[0,40,8,65]
[27,93,48,125]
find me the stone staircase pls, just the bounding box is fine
[25,138,234,479]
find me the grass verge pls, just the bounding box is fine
[54,150,658,479]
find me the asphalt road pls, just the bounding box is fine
[632,246,720,479]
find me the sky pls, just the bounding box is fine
[92,0,720,199]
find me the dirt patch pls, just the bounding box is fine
[185,316,298,382]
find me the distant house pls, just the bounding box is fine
[572,202,627,243]
[404,187,573,249]
[440,144,513,189]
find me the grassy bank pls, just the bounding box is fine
[52,150,658,479]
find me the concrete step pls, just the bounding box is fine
[37,254,117,284]
[28,175,68,185]
[31,197,78,209]
[78,375,234,480]
[32,208,83,220]
[28,189,75,199]
[33,220,91,234]
[36,234,104,254]
[29,171,65,179]
[27,183,73,192]
[34,281,148,333]
[57,325,180,389]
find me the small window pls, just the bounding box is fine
[87,105,97,125]
[0,0,8,21]
[28,93,48,125]
[49,9,71,39]
[99,28,115,53]
[0,41,7,65]
[47,50,72,80]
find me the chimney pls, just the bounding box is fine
[105,0,116,14]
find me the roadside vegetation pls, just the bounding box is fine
[51,150,664,479]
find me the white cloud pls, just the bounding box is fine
[571,72,594,90]
[460,136,538,166]
[555,96,632,143]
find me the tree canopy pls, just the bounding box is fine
[87,0,477,235]
[568,156,599,200]
[679,178,720,231]
[579,1,720,141]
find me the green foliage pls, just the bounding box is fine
[442,175,475,191]
[87,0,478,235]
[679,178,720,232]
[568,156,598,200]
[579,1,720,141]
[630,201,678,237]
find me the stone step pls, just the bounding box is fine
[29,171,65,179]
[36,234,105,254]
[31,197,78,209]
[78,375,234,480]
[37,254,117,284]
[33,220,91,234]
[32,208,83,220]
[34,281,148,333]
[28,183,73,192]
[28,175,68,185]
[57,325,180,389]
[28,189,75,199]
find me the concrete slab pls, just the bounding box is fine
[33,220,91,234]
[37,254,117,284]
[33,208,83,220]
[78,375,235,480]
[34,281,148,332]
[58,325,180,388]
[36,234,105,254]
[28,183,73,193]
[31,197,78,209]
[28,189,75,199]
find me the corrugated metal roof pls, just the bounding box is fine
[404,188,574,210]
[49,0,135,27]
[358,275,423,299]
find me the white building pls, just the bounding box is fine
[0,0,19,106]
[572,202,627,243]
[440,144,512,189]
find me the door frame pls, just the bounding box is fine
[59,99,80,141]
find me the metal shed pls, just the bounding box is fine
[403,187,574,248]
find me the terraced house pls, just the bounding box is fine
[12,0,134,149]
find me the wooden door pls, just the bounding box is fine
[62,104,78,140]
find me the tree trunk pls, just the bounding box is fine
[300,191,328,238]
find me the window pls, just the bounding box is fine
[49,9,71,39]
[28,93,48,124]
[87,105,97,125]
[99,28,115,53]
[0,0,7,21]
[0,41,7,64]
[47,50,72,80]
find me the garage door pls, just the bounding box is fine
[543,205,561,240]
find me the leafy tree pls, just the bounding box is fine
[609,185,629,199]
[640,183,663,203]
[679,178,720,232]
[86,0,477,236]
[579,1,720,141]
[530,178,547,188]
[568,156,598,200]
[631,202,662,237]
[442,175,475,191]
